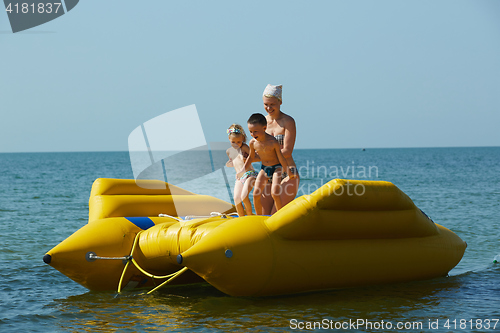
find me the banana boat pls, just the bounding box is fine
[43,178,466,296]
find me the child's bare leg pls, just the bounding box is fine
[253,171,267,215]
[241,176,256,215]
[260,182,274,215]
[233,180,245,216]
[280,168,300,209]
[271,168,283,211]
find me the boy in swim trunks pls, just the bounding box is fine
[239,113,296,214]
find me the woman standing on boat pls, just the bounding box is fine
[260,84,299,215]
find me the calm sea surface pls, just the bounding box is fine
[0,148,499,332]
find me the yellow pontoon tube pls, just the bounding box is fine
[44,178,466,296]
[43,178,236,290]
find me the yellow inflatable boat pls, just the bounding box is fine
[44,178,466,296]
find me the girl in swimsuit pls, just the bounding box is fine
[225,124,258,216]
[261,84,300,215]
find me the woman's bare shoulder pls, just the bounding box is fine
[280,112,296,130]
[282,112,295,123]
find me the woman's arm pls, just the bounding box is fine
[281,117,296,159]
[275,141,296,179]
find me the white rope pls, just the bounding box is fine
[159,212,239,221]
[184,212,239,221]
[183,215,213,221]
[158,214,183,222]
[210,212,224,217]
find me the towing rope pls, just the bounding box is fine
[117,231,189,294]
[146,267,189,294]
[117,231,142,293]
[115,212,236,293]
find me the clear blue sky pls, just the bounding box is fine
[1,0,499,152]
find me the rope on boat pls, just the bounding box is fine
[158,212,238,221]
[183,212,239,220]
[117,231,189,293]
[146,267,189,294]
[116,211,237,293]
[117,231,142,293]
[158,214,183,222]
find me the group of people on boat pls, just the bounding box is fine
[226,84,299,216]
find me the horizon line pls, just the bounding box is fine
[1,145,499,154]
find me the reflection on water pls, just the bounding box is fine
[50,266,500,332]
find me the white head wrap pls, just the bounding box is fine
[263,84,282,101]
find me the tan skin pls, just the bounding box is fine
[226,133,256,216]
[261,96,299,215]
[240,123,296,214]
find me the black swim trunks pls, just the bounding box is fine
[261,163,282,179]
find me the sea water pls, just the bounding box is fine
[0,147,499,332]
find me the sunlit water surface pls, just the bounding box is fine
[1,148,499,332]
